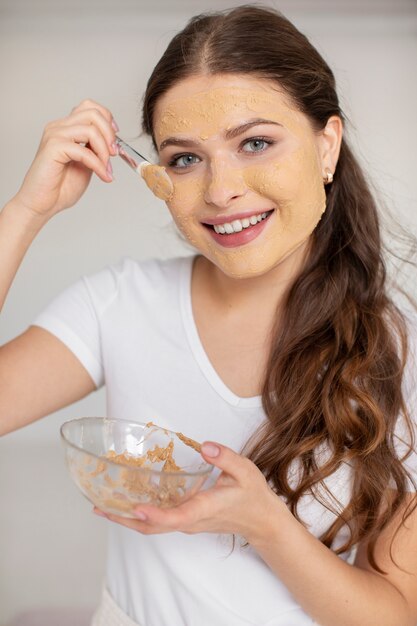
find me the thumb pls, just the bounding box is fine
[201,441,245,481]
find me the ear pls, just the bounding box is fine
[316,115,343,177]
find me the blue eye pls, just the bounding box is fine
[242,138,272,153]
[169,154,201,168]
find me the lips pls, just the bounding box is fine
[201,209,274,226]
[203,209,274,248]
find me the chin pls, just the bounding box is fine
[211,256,278,280]
[208,242,310,281]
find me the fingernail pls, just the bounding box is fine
[134,511,148,521]
[111,141,118,154]
[106,159,113,179]
[111,119,120,132]
[201,442,220,457]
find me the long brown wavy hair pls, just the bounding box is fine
[141,5,416,571]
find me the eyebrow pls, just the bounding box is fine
[158,118,283,151]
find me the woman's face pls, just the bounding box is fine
[154,73,328,279]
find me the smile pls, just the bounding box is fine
[211,210,273,234]
[202,209,274,234]
[202,209,274,248]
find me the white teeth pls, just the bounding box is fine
[212,211,271,234]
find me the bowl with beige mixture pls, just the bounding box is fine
[60,417,214,517]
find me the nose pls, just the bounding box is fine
[203,159,247,207]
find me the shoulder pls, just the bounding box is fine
[117,255,193,286]
[83,255,194,309]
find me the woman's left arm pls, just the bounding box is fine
[95,442,417,626]
[250,488,417,626]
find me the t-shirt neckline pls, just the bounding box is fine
[179,256,263,409]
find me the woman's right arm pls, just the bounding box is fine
[0,99,117,436]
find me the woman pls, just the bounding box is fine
[0,6,416,626]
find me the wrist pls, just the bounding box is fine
[247,490,296,550]
[2,196,50,234]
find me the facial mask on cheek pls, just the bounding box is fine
[166,178,206,247]
[243,143,326,237]
[169,177,205,209]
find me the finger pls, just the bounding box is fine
[58,124,111,169]
[45,125,112,178]
[71,99,115,126]
[132,503,184,529]
[50,140,112,182]
[98,511,178,536]
[200,442,253,482]
[93,507,150,532]
[72,99,119,147]
[133,493,208,530]
[62,108,118,155]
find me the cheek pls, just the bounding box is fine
[166,177,206,235]
[170,176,205,210]
[244,145,326,231]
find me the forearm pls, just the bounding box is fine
[250,498,412,626]
[0,199,48,312]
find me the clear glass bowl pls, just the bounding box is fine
[60,417,213,518]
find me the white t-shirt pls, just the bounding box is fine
[33,255,417,626]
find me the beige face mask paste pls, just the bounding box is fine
[140,164,174,201]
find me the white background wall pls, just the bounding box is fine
[0,0,416,623]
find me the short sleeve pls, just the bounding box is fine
[394,310,417,491]
[32,265,120,389]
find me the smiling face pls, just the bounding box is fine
[154,74,328,279]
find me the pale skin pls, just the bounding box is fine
[0,75,416,626]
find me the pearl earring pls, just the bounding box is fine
[323,170,333,185]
